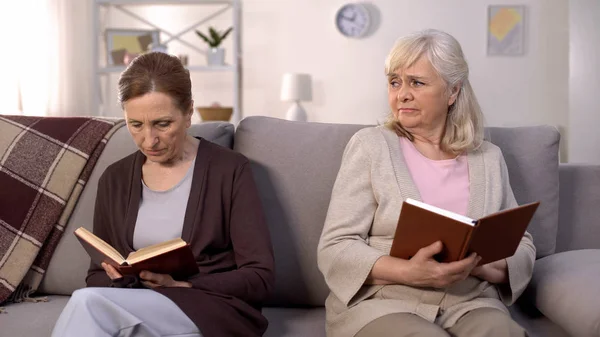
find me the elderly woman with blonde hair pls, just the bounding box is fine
[317,29,535,337]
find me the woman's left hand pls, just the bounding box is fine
[470,259,509,284]
[139,271,192,288]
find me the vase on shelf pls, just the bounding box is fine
[195,26,232,67]
[148,43,168,54]
[207,48,225,66]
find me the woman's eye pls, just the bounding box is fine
[157,122,171,128]
[130,123,142,128]
[390,81,400,88]
[412,80,424,87]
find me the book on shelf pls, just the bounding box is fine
[74,227,199,279]
[389,198,540,265]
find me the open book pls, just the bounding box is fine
[74,227,199,279]
[389,198,540,265]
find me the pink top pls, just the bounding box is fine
[399,137,470,216]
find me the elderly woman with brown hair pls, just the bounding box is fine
[317,29,535,337]
[51,52,275,337]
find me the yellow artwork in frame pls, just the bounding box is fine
[105,29,160,66]
[487,5,525,56]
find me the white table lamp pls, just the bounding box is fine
[280,73,312,122]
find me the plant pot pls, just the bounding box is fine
[195,107,233,122]
[207,48,225,66]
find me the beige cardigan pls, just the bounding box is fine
[317,126,536,337]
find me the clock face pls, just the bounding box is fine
[335,4,371,38]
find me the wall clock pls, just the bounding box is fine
[335,3,371,38]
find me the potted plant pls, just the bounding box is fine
[195,26,233,66]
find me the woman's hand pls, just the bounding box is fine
[139,271,192,288]
[406,241,481,288]
[470,259,509,284]
[101,262,123,280]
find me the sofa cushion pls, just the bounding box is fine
[557,164,600,252]
[486,126,560,258]
[508,302,570,337]
[234,117,368,307]
[39,122,234,295]
[0,298,325,337]
[188,122,235,149]
[263,307,325,337]
[0,295,69,337]
[527,249,600,337]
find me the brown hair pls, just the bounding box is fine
[118,52,192,113]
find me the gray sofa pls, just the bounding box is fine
[2,116,599,337]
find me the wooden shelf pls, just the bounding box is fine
[97,0,234,5]
[98,65,235,73]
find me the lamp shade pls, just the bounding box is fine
[280,73,312,102]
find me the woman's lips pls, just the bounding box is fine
[145,149,165,156]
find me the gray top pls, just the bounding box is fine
[133,159,196,250]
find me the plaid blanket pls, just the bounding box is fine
[0,115,125,305]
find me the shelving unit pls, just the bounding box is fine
[97,65,235,74]
[92,0,241,123]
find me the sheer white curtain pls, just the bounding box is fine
[0,0,94,116]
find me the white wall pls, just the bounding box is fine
[569,0,600,163]
[102,0,570,158]
[243,0,568,128]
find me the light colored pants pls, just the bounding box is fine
[355,308,527,337]
[51,287,203,337]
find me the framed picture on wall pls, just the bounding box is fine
[105,29,161,66]
[487,5,526,56]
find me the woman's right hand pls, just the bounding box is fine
[406,241,481,288]
[101,262,123,280]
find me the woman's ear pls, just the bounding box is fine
[448,83,461,107]
[186,101,194,127]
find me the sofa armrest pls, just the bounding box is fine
[527,250,600,337]
[556,164,600,252]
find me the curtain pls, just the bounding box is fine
[0,0,94,116]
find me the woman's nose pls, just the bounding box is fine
[143,127,158,148]
[397,86,413,102]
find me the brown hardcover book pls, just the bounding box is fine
[74,227,199,279]
[389,199,540,265]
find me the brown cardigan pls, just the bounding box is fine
[86,138,275,337]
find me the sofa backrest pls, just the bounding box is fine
[39,122,234,295]
[235,117,560,308]
[40,116,561,304]
[485,126,560,258]
[234,117,367,307]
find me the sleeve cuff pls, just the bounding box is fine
[500,250,533,305]
[326,241,386,307]
[109,275,142,288]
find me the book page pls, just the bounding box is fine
[74,227,125,264]
[126,238,187,265]
[405,198,475,226]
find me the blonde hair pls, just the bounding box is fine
[384,29,484,154]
